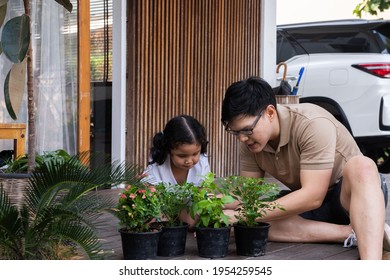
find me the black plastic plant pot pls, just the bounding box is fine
[233,222,270,257]
[119,228,161,260]
[157,223,188,257]
[195,226,231,258]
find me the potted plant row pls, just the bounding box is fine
[112,177,194,259]
[112,172,284,259]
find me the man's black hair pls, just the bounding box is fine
[221,76,276,126]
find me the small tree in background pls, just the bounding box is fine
[354,0,390,18]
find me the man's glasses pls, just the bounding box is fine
[225,113,262,136]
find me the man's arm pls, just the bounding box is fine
[258,169,332,222]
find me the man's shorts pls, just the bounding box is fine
[278,174,388,225]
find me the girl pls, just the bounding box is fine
[143,115,210,186]
[143,115,210,228]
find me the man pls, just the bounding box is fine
[221,76,389,259]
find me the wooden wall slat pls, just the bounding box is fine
[127,0,262,177]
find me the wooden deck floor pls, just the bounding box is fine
[92,177,390,260]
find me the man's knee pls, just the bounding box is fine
[344,155,378,180]
[340,156,382,208]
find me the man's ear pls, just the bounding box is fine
[265,105,277,121]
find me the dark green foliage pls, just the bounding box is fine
[155,182,193,227]
[1,14,30,63]
[3,149,73,173]
[0,154,142,259]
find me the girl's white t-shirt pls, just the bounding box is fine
[143,154,210,186]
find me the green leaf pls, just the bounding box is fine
[197,199,211,208]
[0,2,7,28]
[221,214,230,227]
[4,73,16,120]
[1,14,30,63]
[200,215,210,227]
[221,195,234,204]
[4,59,27,120]
[54,0,73,13]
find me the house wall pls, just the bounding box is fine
[126,0,263,176]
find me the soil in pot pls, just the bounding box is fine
[157,222,188,257]
[195,226,231,258]
[119,228,161,260]
[233,222,270,257]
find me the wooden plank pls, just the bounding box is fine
[126,0,261,176]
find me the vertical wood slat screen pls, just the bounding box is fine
[126,0,262,177]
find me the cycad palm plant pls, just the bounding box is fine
[0,154,142,259]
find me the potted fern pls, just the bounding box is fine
[221,175,282,257]
[189,172,235,258]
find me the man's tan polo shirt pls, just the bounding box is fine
[240,103,362,190]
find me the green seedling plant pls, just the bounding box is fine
[190,172,235,228]
[222,176,284,227]
[155,181,193,227]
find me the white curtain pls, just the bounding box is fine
[0,2,27,127]
[0,0,78,155]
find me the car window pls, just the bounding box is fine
[286,29,381,54]
[276,30,306,63]
[374,24,390,54]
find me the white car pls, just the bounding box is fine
[276,19,390,173]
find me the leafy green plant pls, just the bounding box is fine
[221,176,283,227]
[2,149,74,173]
[0,153,142,259]
[189,172,235,228]
[155,182,193,227]
[113,182,161,233]
[353,0,390,18]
